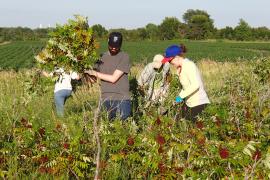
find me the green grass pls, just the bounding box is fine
[1,40,270,69]
[0,59,269,178]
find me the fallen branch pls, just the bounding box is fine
[68,165,79,180]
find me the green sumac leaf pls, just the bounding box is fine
[35,15,99,73]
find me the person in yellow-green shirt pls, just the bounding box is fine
[162,44,210,122]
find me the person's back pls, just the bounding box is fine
[54,68,79,93]
[43,67,79,117]
[137,54,171,103]
[137,62,156,88]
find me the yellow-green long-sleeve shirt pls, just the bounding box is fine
[179,58,210,107]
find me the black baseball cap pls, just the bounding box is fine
[108,32,123,48]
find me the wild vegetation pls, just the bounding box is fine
[0,9,270,179]
[34,15,99,73]
[0,58,269,179]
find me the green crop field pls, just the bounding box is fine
[0,41,45,70]
[119,40,270,63]
[1,40,270,70]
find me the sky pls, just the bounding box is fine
[0,0,270,29]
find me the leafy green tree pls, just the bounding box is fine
[252,27,270,41]
[0,27,51,41]
[18,27,35,40]
[178,23,188,39]
[183,9,211,24]
[218,26,234,40]
[159,17,181,40]
[234,19,252,41]
[183,9,215,40]
[137,28,148,40]
[187,15,214,40]
[92,24,108,38]
[126,29,140,41]
[34,28,50,39]
[145,23,159,40]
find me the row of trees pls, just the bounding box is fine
[1,9,270,42]
[102,9,270,41]
[0,27,49,42]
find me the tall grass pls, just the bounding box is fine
[0,59,267,136]
[0,59,269,178]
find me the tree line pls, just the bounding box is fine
[0,27,49,42]
[1,9,270,42]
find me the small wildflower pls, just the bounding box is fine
[39,156,49,164]
[156,134,166,145]
[219,147,229,159]
[127,136,135,146]
[158,162,166,173]
[175,167,184,174]
[155,117,161,125]
[196,121,204,129]
[63,143,70,149]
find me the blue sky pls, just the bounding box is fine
[0,0,269,29]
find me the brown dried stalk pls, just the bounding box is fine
[94,95,101,180]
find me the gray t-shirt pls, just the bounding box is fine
[98,51,130,100]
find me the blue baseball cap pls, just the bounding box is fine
[162,45,182,64]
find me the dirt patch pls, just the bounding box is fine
[0,41,11,46]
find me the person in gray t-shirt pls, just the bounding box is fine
[85,32,131,120]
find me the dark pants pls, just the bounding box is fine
[102,100,131,121]
[181,103,208,122]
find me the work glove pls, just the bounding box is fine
[175,96,183,103]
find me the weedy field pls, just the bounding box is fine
[0,55,269,178]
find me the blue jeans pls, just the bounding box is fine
[54,89,72,117]
[102,100,131,121]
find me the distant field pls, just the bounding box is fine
[0,40,270,69]
[0,41,45,70]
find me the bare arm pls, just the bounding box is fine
[85,69,124,83]
[41,71,53,77]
